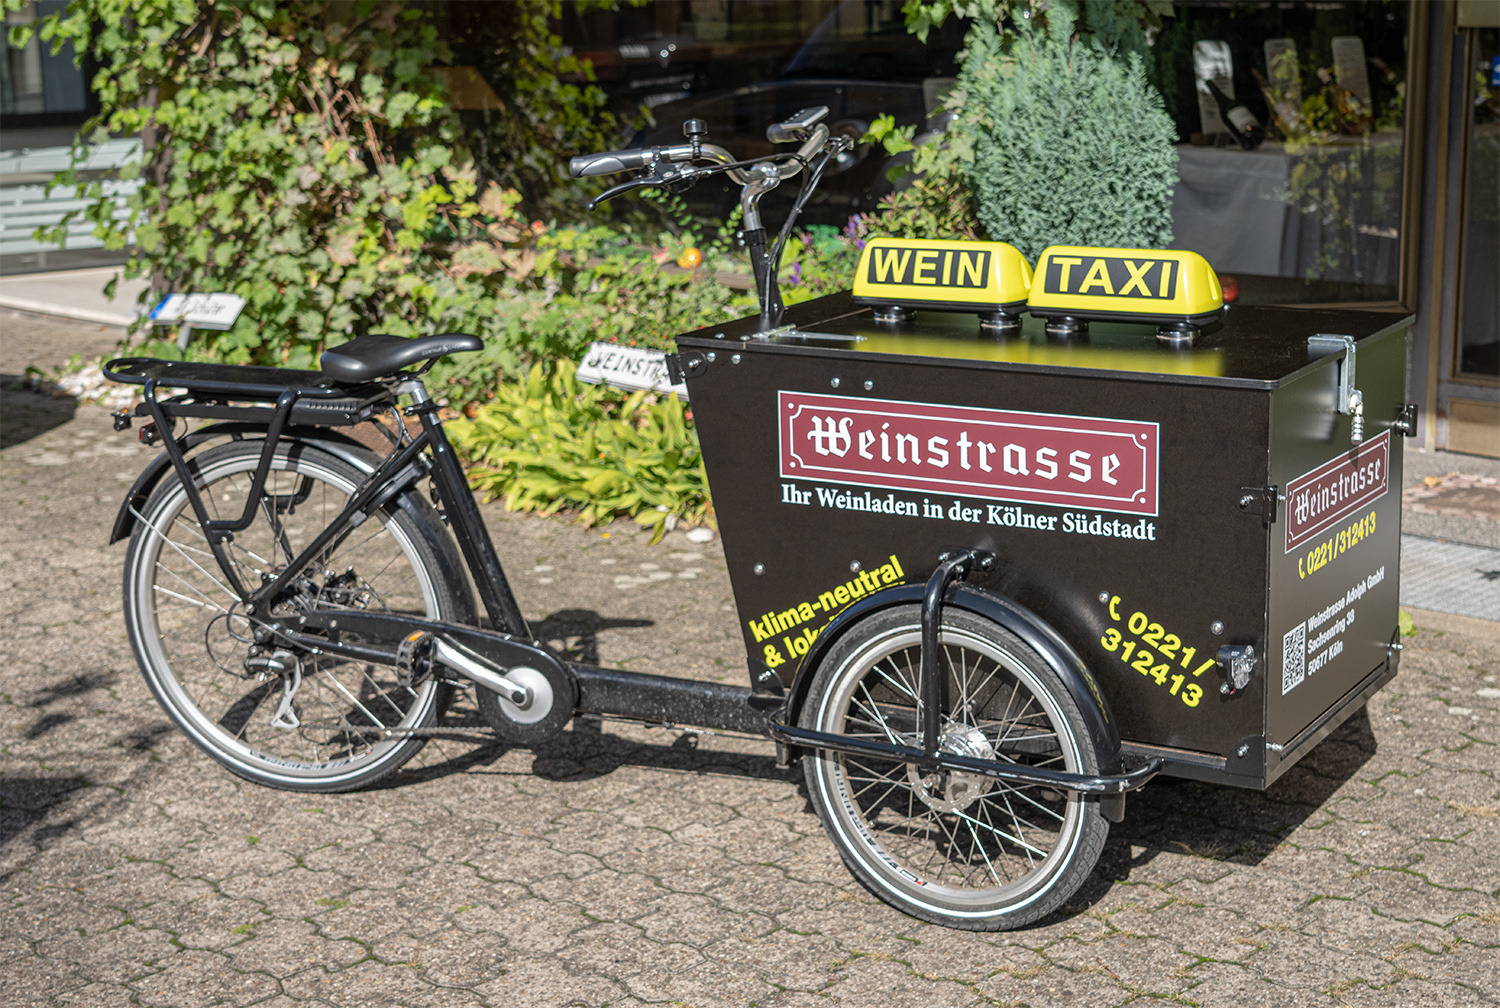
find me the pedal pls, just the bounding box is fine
[396,630,436,687]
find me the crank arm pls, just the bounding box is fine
[282,609,565,707]
[768,721,1163,795]
[271,626,529,704]
[431,637,529,705]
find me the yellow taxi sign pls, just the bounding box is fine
[1027,246,1223,327]
[853,238,1032,314]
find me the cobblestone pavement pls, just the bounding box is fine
[2,317,1498,1007]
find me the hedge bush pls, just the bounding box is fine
[449,360,711,543]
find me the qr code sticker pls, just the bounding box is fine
[1282,621,1307,695]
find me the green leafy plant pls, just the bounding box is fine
[1398,610,1417,638]
[859,109,982,242]
[449,360,711,543]
[961,0,1178,259]
[9,0,624,400]
[871,0,1176,257]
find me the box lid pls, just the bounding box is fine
[678,292,1413,390]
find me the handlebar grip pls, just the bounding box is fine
[569,148,654,178]
[766,106,830,144]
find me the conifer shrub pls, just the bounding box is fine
[962,3,1178,259]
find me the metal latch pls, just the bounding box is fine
[1308,334,1365,444]
[1216,643,1256,696]
[1237,485,1279,525]
[1394,403,1418,437]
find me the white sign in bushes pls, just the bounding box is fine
[149,292,246,330]
[576,341,688,399]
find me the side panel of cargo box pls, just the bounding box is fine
[682,336,1273,774]
[1262,326,1407,784]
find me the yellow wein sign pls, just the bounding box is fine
[853,238,1032,313]
[1027,246,1224,327]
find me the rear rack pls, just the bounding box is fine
[105,357,392,427]
[106,357,413,588]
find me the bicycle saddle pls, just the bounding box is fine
[320,332,482,383]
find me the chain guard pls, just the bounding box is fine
[474,659,576,744]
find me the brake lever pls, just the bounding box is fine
[587,175,661,212]
[586,163,720,211]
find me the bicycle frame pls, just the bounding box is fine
[124,365,528,639]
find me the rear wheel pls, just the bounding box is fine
[123,440,464,792]
[800,606,1109,930]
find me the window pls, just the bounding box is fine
[1456,24,1498,380]
[1153,1,1410,306]
[1,1,88,124]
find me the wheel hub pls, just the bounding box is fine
[906,723,998,814]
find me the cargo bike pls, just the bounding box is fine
[104,108,1415,931]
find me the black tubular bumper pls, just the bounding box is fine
[768,722,1164,795]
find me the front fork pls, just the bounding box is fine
[919,549,996,766]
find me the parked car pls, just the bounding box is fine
[628,4,965,223]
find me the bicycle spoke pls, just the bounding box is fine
[126,443,450,788]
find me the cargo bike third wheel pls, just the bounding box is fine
[799,606,1110,930]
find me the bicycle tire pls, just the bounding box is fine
[800,605,1109,930]
[123,439,467,792]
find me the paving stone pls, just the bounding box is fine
[5,320,1500,1007]
[127,947,282,1005]
[473,955,628,1006]
[970,958,1137,1006]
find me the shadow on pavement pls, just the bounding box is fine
[531,608,657,665]
[0,776,91,851]
[387,717,786,793]
[1057,706,1380,918]
[1,380,78,448]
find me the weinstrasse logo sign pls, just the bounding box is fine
[779,392,1158,516]
[1284,430,1390,553]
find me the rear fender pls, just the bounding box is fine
[109,423,411,544]
[783,583,1121,771]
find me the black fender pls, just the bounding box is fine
[109,422,418,545]
[783,583,1122,772]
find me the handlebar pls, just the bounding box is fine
[568,141,750,184]
[568,148,658,178]
[567,106,840,334]
[567,106,832,190]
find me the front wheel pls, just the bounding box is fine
[800,606,1110,930]
[122,439,465,792]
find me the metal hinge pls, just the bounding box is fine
[1238,485,1280,525]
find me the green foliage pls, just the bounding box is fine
[863,114,981,241]
[775,224,864,304]
[11,0,626,400]
[455,0,625,215]
[449,360,711,543]
[528,221,740,354]
[901,0,1173,53]
[1398,609,1417,638]
[875,0,1177,257]
[961,1,1179,259]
